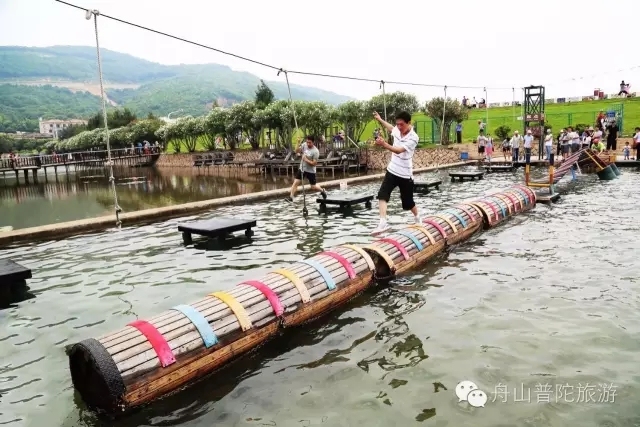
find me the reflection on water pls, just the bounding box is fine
[1,168,639,427]
[0,167,298,229]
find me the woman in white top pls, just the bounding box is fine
[568,129,579,153]
[544,129,553,160]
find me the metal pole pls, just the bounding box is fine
[381,80,388,122]
[484,87,489,134]
[91,10,122,227]
[440,86,447,145]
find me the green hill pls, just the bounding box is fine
[0,84,101,132]
[0,46,352,131]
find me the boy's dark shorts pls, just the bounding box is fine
[295,170,317,185]
[377,171,415,210]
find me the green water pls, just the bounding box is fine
[0,167,294,229]
[1,168,639,427]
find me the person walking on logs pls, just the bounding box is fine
[286,135,327,203]
[371,110,421,235]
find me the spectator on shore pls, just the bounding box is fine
[476,129,487,156]
[462,96,468,108]
[582,127,593,149]
[501,137,511,161]
[634,127,640,160]
[560,129,570,160]
[478,120,486,133]
[510,130,523,162]
[606,119,619,151]
[567,127,580,154]
[596,111,605,129]
[523,129,534,162]
[592,139,605,152]
[479,98,486,108]
[623,142,631,160]
[455,122,463,143]
[485,134,494,163]
[544,129,553,160]
[557,129,566,156]
[472,97,478,108]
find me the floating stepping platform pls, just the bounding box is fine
[482,165,514,173]
[534,191,560,204]
[613,160,640,167]
[413,180,442,193]
[0,259,33,308]
[177,217,257,245]
[449,171,484,182]
[317,194,373,212]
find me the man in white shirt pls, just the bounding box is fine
[523,129,534,163]
[371,111,420,235]
[510,130,523,162]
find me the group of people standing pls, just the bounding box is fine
[476,129,535,163]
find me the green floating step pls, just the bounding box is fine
[596,165,617,181]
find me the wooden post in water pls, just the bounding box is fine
[548,154,555,194]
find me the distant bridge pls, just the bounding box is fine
[0,148,160,182]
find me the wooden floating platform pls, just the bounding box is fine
[449,171,484,182]
[413,180,441,193]
[0,259,33,308]
[0,258,32,284]
[482,165,514,173]
[177,217,257,245]
[67,184,539,415]
[514,160,557,168]
[317,194,373,211]
[613,160,640,167]
[534,191,560,204]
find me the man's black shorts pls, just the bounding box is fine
[606,139,617,151]
[377,171,415,211]
[295,169,317,185]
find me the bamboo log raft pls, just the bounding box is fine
[68,185,537,415]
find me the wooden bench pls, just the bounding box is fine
[414,180,442,193]
[177,217,257,245]
[317,194,374,212]
[483,165,514,173]
[0,259,33,308]
[449,171,484,182]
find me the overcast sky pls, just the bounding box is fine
[1,0,639,103]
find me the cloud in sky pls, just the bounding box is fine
[1,0,638,103]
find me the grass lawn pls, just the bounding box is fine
[364,97,640,144]
[167,97,640,153]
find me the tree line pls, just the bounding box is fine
[16,81,471,154]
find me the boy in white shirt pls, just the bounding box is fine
[371,111,421,235]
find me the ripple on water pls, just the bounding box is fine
[2,170,640,426]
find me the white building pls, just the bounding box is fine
[38,118,88,136]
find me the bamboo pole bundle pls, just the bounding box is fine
[68,185,537,416]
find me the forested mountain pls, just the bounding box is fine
[0,46,351,132]
[0,84,101,132]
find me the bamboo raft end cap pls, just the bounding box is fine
[68,338,125,413]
